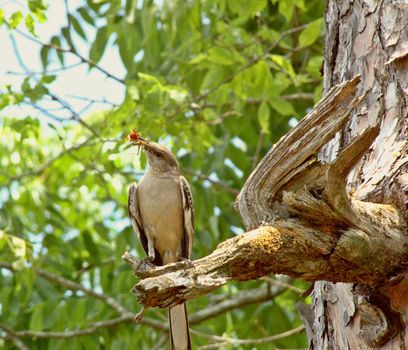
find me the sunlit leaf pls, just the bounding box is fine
[258,101,270,133]
[299,18,324,47]
[8,11,23,29]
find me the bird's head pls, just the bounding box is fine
[127,131,179,173]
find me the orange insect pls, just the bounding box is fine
[126,129,140,142]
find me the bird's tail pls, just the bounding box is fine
[169,303,191,350]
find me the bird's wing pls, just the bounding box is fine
[128,182,149,255]
[179,176,195,259]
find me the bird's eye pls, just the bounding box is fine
[156,151,164,159]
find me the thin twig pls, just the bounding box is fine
[164,24,308,121]
[194,24,309,103]
[281,93,315,101]
[194,325,305,349]
[182,168,239,196]
[0,324,29,350]
[0,262,167,337]
[6,62,83,75]
[252,130,266,170]
[66,94,118,107]
[0,315,165,339]
[15,29,125,84]
[37,268,129,315]
[189,281,287,324]
[261,276,306,295]
[24,100,67,122]
[246,93,315,104]
[2,137,94,187]
[48,93,99,137]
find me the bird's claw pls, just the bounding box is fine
[133,306,147,323]
[178,257,194,269]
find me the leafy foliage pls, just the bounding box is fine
[0,0,324,349]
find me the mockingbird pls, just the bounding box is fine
[127,135,194,350]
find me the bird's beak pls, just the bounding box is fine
[134,138,151,152]
[135,137,148,146]
[129,137,151,156]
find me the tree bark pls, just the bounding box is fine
[311,1,408,349]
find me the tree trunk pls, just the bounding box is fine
[312,1,408,349]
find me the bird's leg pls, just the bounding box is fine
[133,306,148,323]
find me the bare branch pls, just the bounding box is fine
[0,261,128,315]
[37,268,129,315]
[0,315,166,339]
[182,168,240,196]
[0,262,167,337]
[246,93,315,105]
[65,94,118,107]
[6,62,83,75]
[0,324,29,350]
[193,325,305,349]
[252,130,266,170]
[189,281,288,324]
[3,137,94,187]
[195,24,309,103]
[15,29,125,84]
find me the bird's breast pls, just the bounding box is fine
[137,174,184,258]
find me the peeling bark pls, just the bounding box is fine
[312,1,408,349]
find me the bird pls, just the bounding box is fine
[127,134,194,350]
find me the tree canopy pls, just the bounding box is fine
[0,1,324,349]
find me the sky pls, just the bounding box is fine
[0,0,126,121]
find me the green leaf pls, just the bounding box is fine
[0,9,4,26]
[246,0,267,15]
[127,84,140,101]
[138,72,161,84]
[207,47,234,66]
[89,26,108,64]
[82,230,99,262]
[25,14,36,35]
[8,11,23,29]
[29,303,44,331]
[69,14,87,40]
[278,0,294,22]
[41,75,56,84]
[50,36,64,65]
[269,96,296,116]
[168,87,188,103]
[299,18,324,47]
[200,66,229,91]
[270,55,296,81]
[258,102,270,133]
[77,7,94,26]
[40,45,49,68]
[61,26,74,49]
[307,55,323,79]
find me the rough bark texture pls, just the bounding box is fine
[312,1,408,349]
[125,1,408,348]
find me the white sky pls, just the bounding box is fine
[0,0,126,120]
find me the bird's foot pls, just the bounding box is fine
[178,257,194,269]
[133,306,147,323]
[143,257,156,269]
[134,257,156,276]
